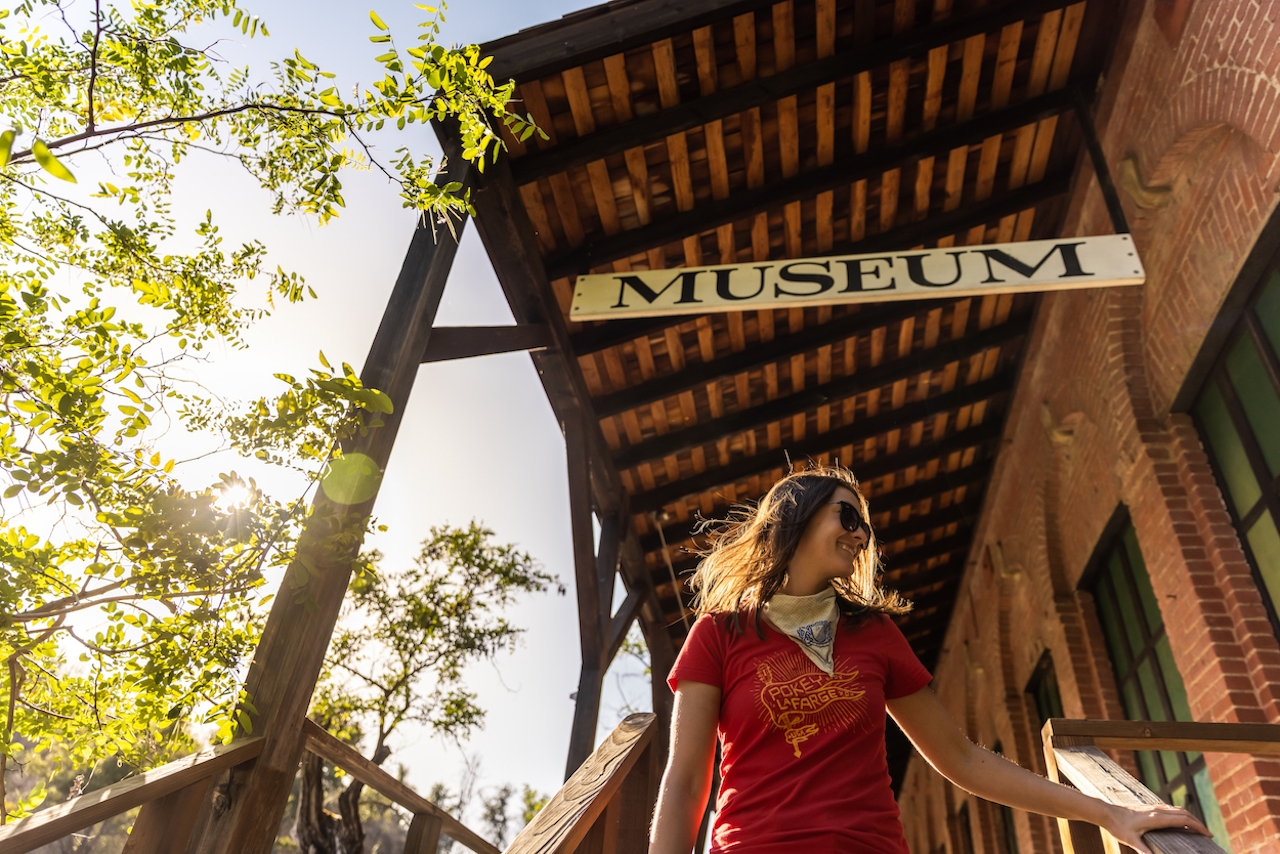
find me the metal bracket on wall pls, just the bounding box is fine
[1071,86,1130,236]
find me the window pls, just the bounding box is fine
[991,741,1020,854]
[1027,650,1064,727]
[954,802,977,854]
[1192,270,1280,634]
[1089,520,1232,850]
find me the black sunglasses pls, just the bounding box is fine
[828,500,868,535]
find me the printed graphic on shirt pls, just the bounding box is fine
[755,650,867,757]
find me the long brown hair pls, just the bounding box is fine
[688,465,910,635]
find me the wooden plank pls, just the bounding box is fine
[404,812,444,854]
[613,742,657,854]
[301,720,499,854]
[816,0,835,58]
[734,11,757,81]
[506,714,658,854]
[601,56,652,229]
[511,0,1082,184]
[421,325,552,362]
[1052,746,1227,854]
[544,91,1075,278]
[481,0,772,82]
[121,778,213,854]
[0,739,262,854]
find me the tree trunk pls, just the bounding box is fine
[297,751,340,854]
[295,743,392,854]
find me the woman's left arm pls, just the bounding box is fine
[887,687,1212,854]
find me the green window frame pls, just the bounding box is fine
[1027,650,1064,727]
[1192,269,1280,635]
[1089,519,1232,850]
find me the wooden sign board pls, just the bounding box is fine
[569,234,1144,321]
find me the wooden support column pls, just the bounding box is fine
[566,408,608,779]
[186,134,473,854]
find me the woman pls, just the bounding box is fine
[648,466,1211,854]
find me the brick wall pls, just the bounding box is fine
[896,0,1280,851]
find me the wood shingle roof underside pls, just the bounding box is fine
[478,0,1120,682]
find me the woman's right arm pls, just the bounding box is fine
[649,680,721,854]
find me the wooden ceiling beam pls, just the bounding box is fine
[542,91,1074,279]
[614,314,1028,469]
[596,300,953,417]
[481,0,774,84]
[512,0,1080,185]
[421,325,552,362]
[631,415,1001,514]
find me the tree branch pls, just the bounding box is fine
[8,99,402,163]
[86,0,103,133]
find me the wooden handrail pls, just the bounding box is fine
[1041,718,1280,854]
[506,712,657,854]
[1045,718,1280,755]
[300,718,501,854]
[0,736,263,854]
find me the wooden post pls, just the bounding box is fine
[1041,720,1108,854]
[119,779,213,854]
[566,408,607,780]
[184,134,474,854]
[404,812,444,854]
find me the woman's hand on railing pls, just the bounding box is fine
[1100,802,1212,854]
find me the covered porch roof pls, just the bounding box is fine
[441,0,1129,786]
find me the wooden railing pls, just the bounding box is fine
[0,720,499,854]
[301,719,500,854]
[1042,718,1280,854]
[505,713,658,854]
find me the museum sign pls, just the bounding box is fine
[569,234,1144,321]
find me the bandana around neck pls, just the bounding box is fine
[764,586,840,675]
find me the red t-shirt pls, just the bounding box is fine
[668,611,931,853]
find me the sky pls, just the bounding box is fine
[49,0,651,835]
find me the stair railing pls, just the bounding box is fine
[1042,718,1280,854]
[0,720,499,854]
[505,713,658,854]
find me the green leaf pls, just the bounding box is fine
[32,140,75,183]
[0,130,13,169]
[370,9,389,30]
[320,453,383,505]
